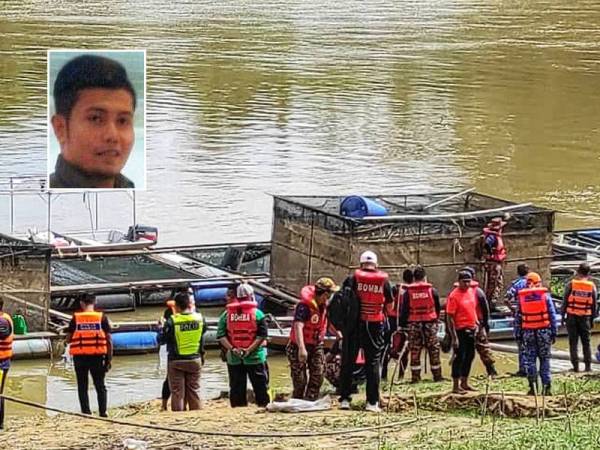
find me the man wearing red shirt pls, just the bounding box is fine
[446,271,480,394]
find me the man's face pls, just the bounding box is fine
[52,88,135,178]
[458,279,471,290]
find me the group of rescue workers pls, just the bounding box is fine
[0,217,598,421]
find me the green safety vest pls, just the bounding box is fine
[172,312,204,356]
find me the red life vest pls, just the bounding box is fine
[566,279,595,316]
[518,287,550,330]
[0,312,13,360]
[69,311,108,356]
[483,228,507,262]
[453,281,482,319]
[226,300,258,349]
[407,282,437,322]
[354,269,388,322]
[290,285,328,346]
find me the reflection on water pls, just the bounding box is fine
[1,1,600,246]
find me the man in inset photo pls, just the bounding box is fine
[48,51,145,189]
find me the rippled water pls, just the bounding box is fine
[1,0,600,245]
[2,0,600,415]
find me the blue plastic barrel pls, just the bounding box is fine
[112,331,158,353]
[194,286,228,304]
[340,196,388,218]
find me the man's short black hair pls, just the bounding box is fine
[517,263,530,277]
[174,292,189,311]
[413,265,426,281]
[578,262,591,277]
[402,269,414,284]
[79,293,96,305]
[54,54,137,118]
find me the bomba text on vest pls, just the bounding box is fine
[230,313,250,321]
[357,283,383,294]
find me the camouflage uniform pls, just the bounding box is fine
[286,343,324,401]
[484,262,504,310]
[522,329,553,386]
[408,322,442,381]
[475,327,496,375]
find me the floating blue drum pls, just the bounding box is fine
[112,331,158,354]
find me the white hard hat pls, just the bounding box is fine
[237,283,255,298]
[359,250,378,265]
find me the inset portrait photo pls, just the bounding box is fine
[47,49,146,190]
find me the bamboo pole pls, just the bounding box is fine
[423,188,475,210]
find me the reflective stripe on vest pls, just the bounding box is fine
[173,312,204,357]
[226,301,258,348]
[566,279,595,316]
[290,285,327,346]
[407,282,437,322]
[0,312,13,360]
[70,311,108,356]
[355,269,388,322]
[518,287,550,330]
[483,228,506,262]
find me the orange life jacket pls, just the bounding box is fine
[566,279,595,316]
[355,269,388,322]
[290,285,328,346]
[518,287,550,330]
[0,312,14,360]
[483,228,506,262]
[407,282,437,322]
[226,300,258,349]
[166,300,176,315]
[69,311,108,356]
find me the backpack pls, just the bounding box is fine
[327,280,359,334]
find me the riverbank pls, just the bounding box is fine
[4,371,600,449]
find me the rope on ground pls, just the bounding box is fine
[0,394,424,439]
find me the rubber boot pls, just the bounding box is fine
[410,370,421,384]
[584,363,592,373]
[527,380,538,396]
[485,363,498,378]
[542,384,552,396]
[432,368,445,382]
[571,361,579,373]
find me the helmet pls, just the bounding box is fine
[315,277,340,293]
[359,251,378,266]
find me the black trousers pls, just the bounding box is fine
[451,329,476,379]
[162,376,170,401]
[0,367,8,429]
[566,315,592,366]
[73,355,107,416]
[340,321,385,405]
[381,316,397,380]
[227,363,270,407]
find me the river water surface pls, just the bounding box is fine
[1,0,599,415]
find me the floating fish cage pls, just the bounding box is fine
[271,191,556,295]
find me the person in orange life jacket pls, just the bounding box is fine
[505,263,531,377]
[446,271,480,394]
[158,292,206,411]
[398,266,443,383]
[381,269,413,381]
[0,298,14,430]
[217,283,270,408]
[459,266,496,378]
[482,216,508,312]
[159,286,197,411]
[561,262,598,373]
[287,277,339,401]
[339,250,394,413]
[65,293,112,417]
[514,272,557,396]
